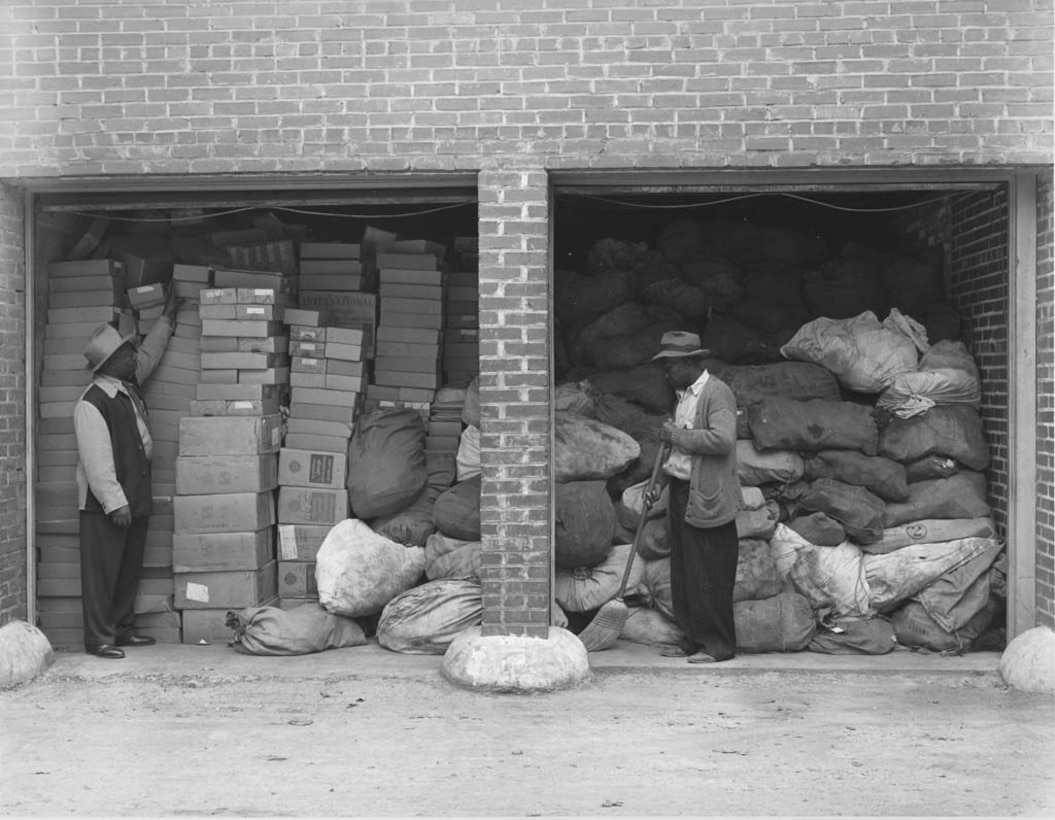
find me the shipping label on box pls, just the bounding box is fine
[175,454,278,495]
[278,561,317,598]
[237,287,285,305]
[291,356,326,375]
[173,529,274,572]
[178,414,283,456]
[289,340,325,358]
[277,523,332,561]
[236,303,284,322]
[289,325,327,342]
[173,492,275,535]
[199,287,238,305]
[279,449,346,489]
[277,486,348,526]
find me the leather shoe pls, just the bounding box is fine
[86,644,125,659]
[115,634,155,647]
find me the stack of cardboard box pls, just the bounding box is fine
[35,258,130,649]
[275,306,360,606]
[443,236,480,384]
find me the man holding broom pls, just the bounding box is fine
[651,331,743,664]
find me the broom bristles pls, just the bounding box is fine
[577,597,630,653]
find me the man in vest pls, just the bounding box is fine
[75,291,179,659]
[651,331,743,664]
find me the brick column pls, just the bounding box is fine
[476,167,552,639]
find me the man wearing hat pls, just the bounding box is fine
[651,331,743,664]
[74,291,179,659]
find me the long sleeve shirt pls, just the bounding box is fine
[74,317,174,512]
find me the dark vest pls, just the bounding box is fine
[81,382,153,518]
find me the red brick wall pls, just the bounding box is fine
[0,183,27,626]
[1037,172,1054,630]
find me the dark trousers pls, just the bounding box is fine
[79,512,149,649]
[667,479,739,660]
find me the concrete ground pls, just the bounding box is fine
[2,639,1053,817]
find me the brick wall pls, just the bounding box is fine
[947,189,1010,529]
[0,1,1050,178]
[0,183,27,626]
[1037,171,1054,630]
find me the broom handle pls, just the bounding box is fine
[615,442,670,599]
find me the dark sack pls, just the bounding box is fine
[227,603,367,656]
[878,405,990,471]
[905,455,959,482]
[588,365,675,414]
[883,471,990,528]
[807,617,898,655]
[554,411,641,482]
[347,409,428,519]
[710,361,840,408]
[734,589,817,653]
[555,480,617,569]
[890,598,998,653]
[788,512,846,547]
[372,451,457,547]
[802,450,909,502]
[734,539,782,602]
[424,533,482,581]
[748,398,879,455]
[432,474,482,541]
[376,578,483,655]
[799,478,886,545]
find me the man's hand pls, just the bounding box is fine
[110,506,132,527]
[658,420,677,445]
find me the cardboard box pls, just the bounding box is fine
[373,370,440,390]
[238,335,288,354]
[201,319,281,338]
[375,356,440,375]
[324,358,365,378]
[173,263,212,283]
[198,369,238,384]
[175,561,278,609]
[200,351,281,371]
[47,305,120,325]
[48,258,121,279]
[299,258,363,275]
[178,414,282,455]
[278,449,347,489]
[48,290,121,309]
[377,268,444,286]
[379,311,443,330]
[191,398,281,417]
[276,486,348,526]
[173,529,274,572]
[199,304,238,321]
[288,325,327,343]
[276,524,331,561]
[175,454,279,495]
[375,340,442,359]
[300,242,361,259]
[282,308,325,327]
[282,433,350,455]
[195,382,279,402]
[237,288,285,305]
[289,386,360,408]
[291,355,326,374]
[289,340,325,358]
[299,273,365,291]
[324,374,365,393]
[173,492,275,535]
[290,371,327,389]
[200,287,239,305]
[239,367,290,386]
[212,269,288,291]
[381,296,443,316]
[323,342,363,362]
[375,252,439,271]
[287,401,358,424]
[380,282,444,301]
[278,561,317,598]
[285,418,353,439]
[236,303,283,322]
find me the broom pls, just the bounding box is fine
[578,443,669,653]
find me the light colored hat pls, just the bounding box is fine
[651,330,711,361]
[83,324,135,373]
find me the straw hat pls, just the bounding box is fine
[83,324,135,373]
[651,331,711,361]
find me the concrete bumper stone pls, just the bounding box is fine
[441,626,591,693]
[0,621,56,687]
[998,626,1055,694]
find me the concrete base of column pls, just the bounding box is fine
[440,626,591,693]
[0,621,55,688]
[998,626,1055,694]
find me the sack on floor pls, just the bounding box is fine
[748,398,879,456]
[890,597,998,653]
[770,523,873,621]
[734,538,782,602]
[780,311,919,394]
[372,451,456,548]
[876,368,982,419]
[227,602,367,656]
[619,607,685,647]
[883,471,990,528]
[735,589,817,653]
[638,558,675,620]
[347,409,428,519]
[315,519,426,617]
[377,578,484,655]
[802,450,909,503]
[555,480,617,569]
[554,411,641,482]
[861,517,997,555]
[555,543,644,613]
[737,440,804,486]
[878,405,990,472]
[807,617,898,655]
[913,539,1004,632]
[862,537,1001,613]
[432,474,482,541]
[455,425,481,482]
[798,478,886,546]
[787,512,846,547]
[424,533,482,581]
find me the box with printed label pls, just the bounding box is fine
[173,492,276,535]
[178,414,282,455]
[175,560,278,610]
[276,486,348,526]
[277,523,332,562]
[175,454,279,495]
[278,449,347,489]
[278,561,317,598]
[173,529,273,572]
